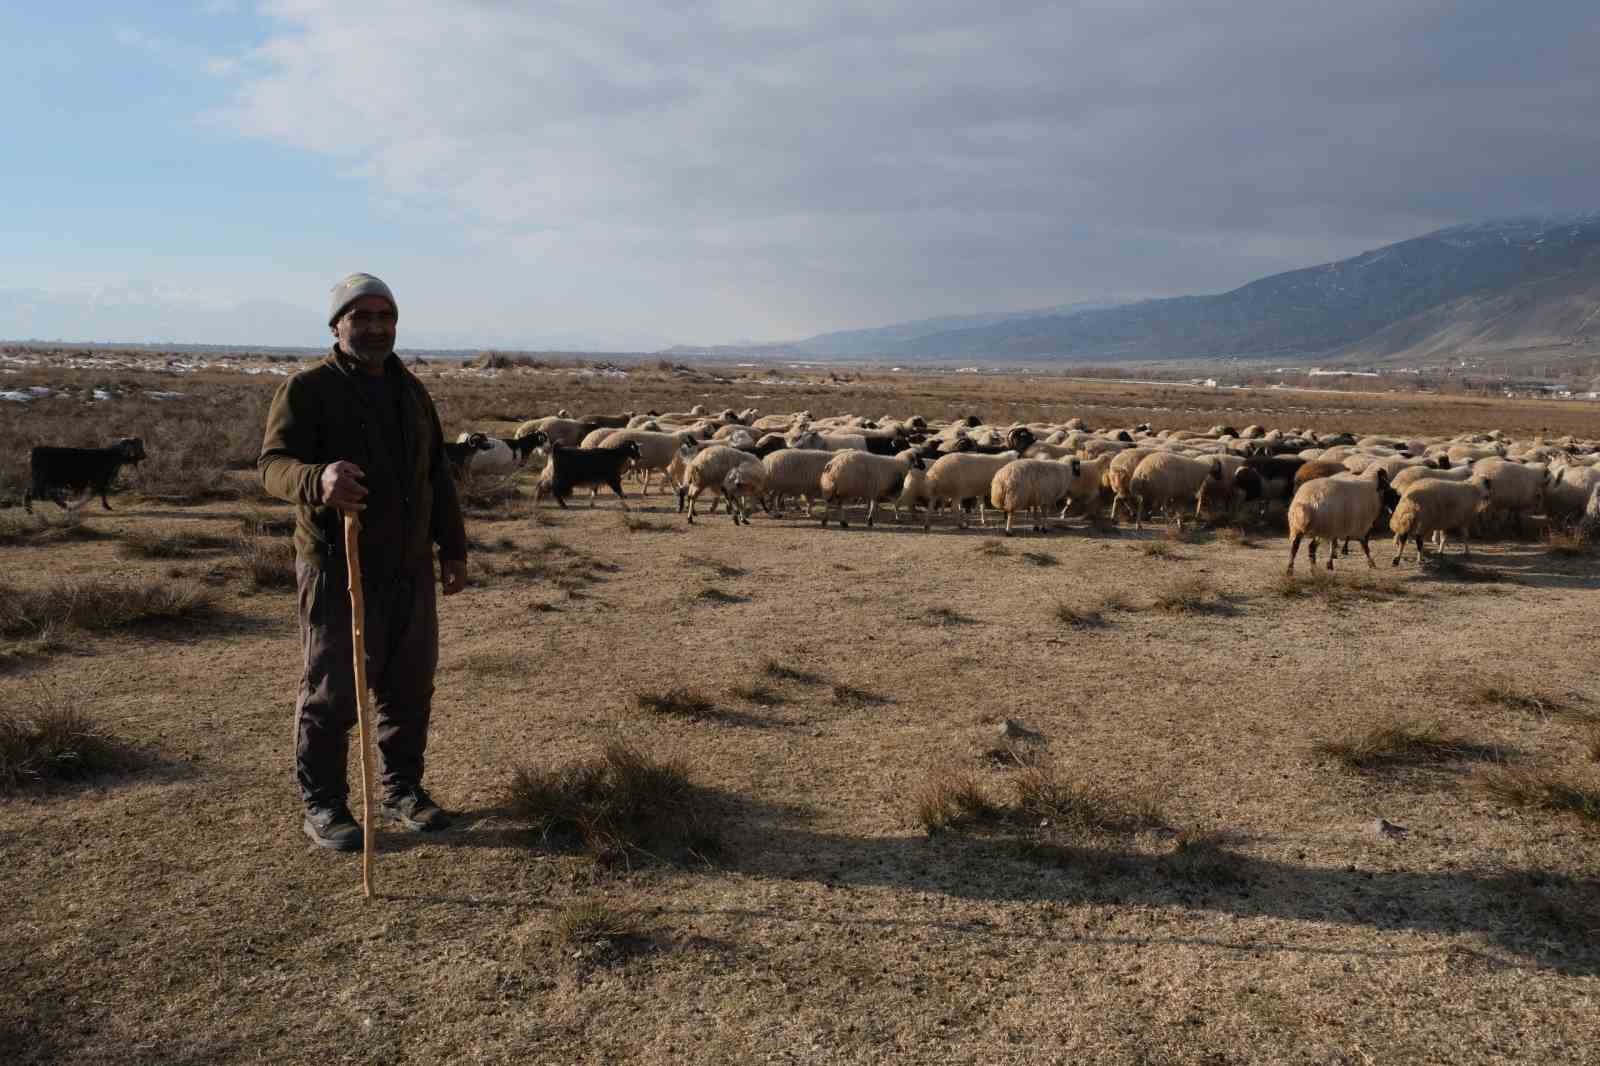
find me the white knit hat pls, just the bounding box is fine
[328,273,397,326]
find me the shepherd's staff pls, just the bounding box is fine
[342,510,377,898]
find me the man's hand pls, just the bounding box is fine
[440,558,467,596]
[320,461,368,510]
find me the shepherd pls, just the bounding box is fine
[258,273,469,853]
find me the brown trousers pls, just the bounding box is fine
[293,558,438,808]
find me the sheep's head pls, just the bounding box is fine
[618,441,643,461]
[1006,426,1036,451]
[1235,467,1265,502]
[467,432,493,451]
[522,429,549,448]
[117,437,148,464]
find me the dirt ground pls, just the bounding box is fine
[2,358,1599,1064]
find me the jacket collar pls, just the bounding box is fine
[325,344,404,381]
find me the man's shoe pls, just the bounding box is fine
[302,804,362,852]
[380,786,451,832]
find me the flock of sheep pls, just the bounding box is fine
[448,405,1600,572]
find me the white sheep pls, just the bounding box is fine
[1127,452,1219,529]
[818,451,920,528]
[682,445,758,523]
[1470,457,1548,533]
[515,417,589,448]
[1104,447,1156,522]
[989,459,1075,535]
[719,457,769,525]
[1285,468,1395,572]
[454,431,518,476]
[920,451,1019,531]
[1547,464,1600,521]
[1390,477,1492,563]
[761,448,837,516]
[598,429,697,496]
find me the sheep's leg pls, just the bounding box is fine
[675,485,688,514]
[687,488,701,524]
[101,486,114,511]
[1286,533,1303,572]
[1391,533,1406,566]
[1003,510,1014,537]
[865,499,877,527]
[609,477,629,512]
[1359,535,1376,568]
[1460,526,1471,556]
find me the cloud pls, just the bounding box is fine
[209,0,1600,341]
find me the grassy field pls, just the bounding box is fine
[2,352,1598,1064]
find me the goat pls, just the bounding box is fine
[535,441,643,509]
[25,437,146,513]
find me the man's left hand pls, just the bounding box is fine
[440,559,467,596]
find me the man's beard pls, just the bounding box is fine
[345,333,392,366]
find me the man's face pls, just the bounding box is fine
[334,294,398,368]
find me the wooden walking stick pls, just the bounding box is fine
[342,510,377,898]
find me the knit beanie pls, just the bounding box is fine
[328,273,397,326]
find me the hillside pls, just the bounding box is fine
[794,213,1600,365]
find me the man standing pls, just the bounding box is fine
[259,273,468,851]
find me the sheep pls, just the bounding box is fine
[1104,447,1156,522]
[575,411,635,429]
[1127,452,1220,530]
[597,429,698,496]
[1285,469,1396,572]
[681,445,760,522]
[719,458,770,525]
[1292,460,1348,490]
[1546,464,1600,521]
[1390,477,1492,563]
[535,441,642,509]
[1058,455,1109,519]
[990,459,1076,535]
[500,429,548,466]
[1389,463,1472,494]
[921,451,1020,531]
[1470,457,1549,534]
[818,451,923,528]
[515,417,596,448]
[24,437,146,513]
[761,448,836,516]
[1580,482,1600,540]
[444,432,495,478]
[463,436,518,476]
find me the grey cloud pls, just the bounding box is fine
[213,0,1600,343]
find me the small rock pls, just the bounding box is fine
[1371,818,1408,839]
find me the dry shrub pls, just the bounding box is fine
[117,530,235,559]
[456,472,531,518]
[238,510,296,538]
[617,513,680,534]
[1315,720,1502,772]
[1217,526,1263,549]
[1019,550,1057,567]
[1141,541,1179,559]
[235,536,296,591]
[694,586,746,605]
[0,631,69,675]
[504,740,722,864]
[729,683,784,706]
[0,577,217,639]
[552,897,640,953]
[1164,523,1208,545]
[1473,767,1600,825]
[912,767,999,832]
[0,511,113,547]
[1011,766,1166,836]
[1054,602,1107,629]
[1468,681,1584,721]
[0,697,144,793]
[975,539,1011,558]
[1152,576,1231,614]
[1272,570,1410,605]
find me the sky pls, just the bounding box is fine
[4,1,1600,350]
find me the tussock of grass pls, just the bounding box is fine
[1164,524,1208,545]
[0,699,143,793]
[1054,603,1107,628]
[912,767,999,832]
[1019,550,1057,567]
[1152,577,1231,614]
[730,683,784,706]
[975,539,1011,558]
[0,632,69,674]
[1141,541,1179,559]
[1544,528,1596,558]
[762,659,824,685]
[483,538,614,588]
[1468,681,1583,721]
[978,742,1046,769]
[831,683,886,707]
[925,606,975,626]
[0,578,218,639]
[1474,767,1600,825]
[552,897,639,950]
[504,740,722,863]
[1161,830,1246,886]
[1217,526,1262,549]
[1012,767,1167,836]
[635,688,716,719]
[118,530,235,559]
[695,586,746,605]
[457,472,530,517]
[1584,724,1600,764]
[1272,571,1409,605]
[1315,720,1501,771]
[235,536,297,591]
[0,511,111,547]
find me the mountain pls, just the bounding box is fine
[801,213,1600,363]
[793,301,1121,357]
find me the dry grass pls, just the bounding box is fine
[1474,767,1600,825]
[1011,766,1167,836]
[1468,681,1585,721]
[762,659,824,685]
[1271,570,1411,605]
[551,897,641,956]
[1217,525,1264,549]
[0,697,144,793]
[504,740,722,864]
[1161,830,1248,886]
[912,767,1000,832]
[729,683,784,706]
[0,511,114,547]
[1420,553,1501,583]
[831,682,886,707]
[924,606,975,626]
[1141,540,1180,559]
[237,510,296,538]
[694,586,747,605]
[1544,527,1596,558]
[682,554,746,579]
[974,539,1011,558]
[1315,720,1503,772]
[618,512,681,534]
[1018,550,1057,567]
[233,535,297,591]
[456,472,532,518]
[0,577,218,639]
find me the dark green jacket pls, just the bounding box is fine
[258,347,467,576]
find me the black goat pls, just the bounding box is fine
[536,441,643,509]
[444,432,494,478]
[24,437,146,513]
[499,429,548,466]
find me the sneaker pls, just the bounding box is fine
[380,786,451,832]
[302,804,363,852]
